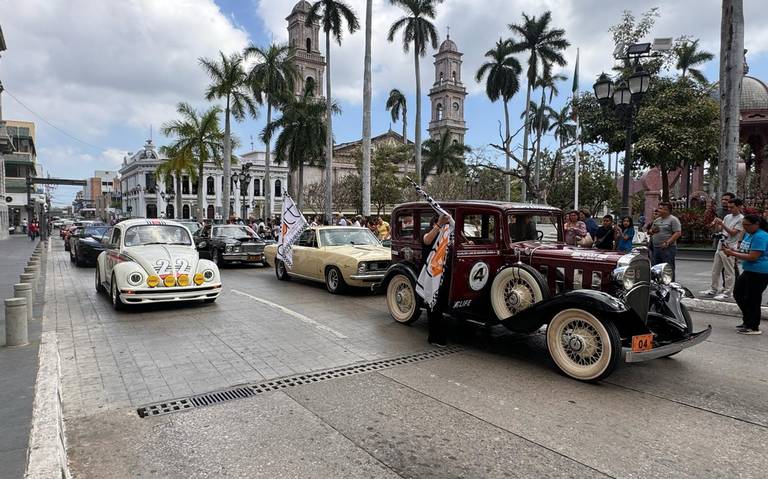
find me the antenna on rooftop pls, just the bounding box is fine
[250,134,254,151]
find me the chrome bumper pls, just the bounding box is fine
[120,284,222,303]
[222,252,264,262]
[350,272,386,282]
[623,325,712,362]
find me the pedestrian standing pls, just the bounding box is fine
[564,211,588,246]
[594,215,620,250]
[422,213,452,346]
[617,216,635,253]
[722,214,768,335]
[651,202,682,280]
[700,198,744,300]
[718,192,735,219]
[376,216,391,241]
[580,209,599,238]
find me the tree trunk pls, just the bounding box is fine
[660,166,671,202]
[324,30,334,224]
[520,83,532,201]
[222,96,232,220]
[176,175,183,220]
[197,159,204,221]
[534,88,546,195]
[718,0,744,207]
[402,104,408,145]
[264,98,273,220]
[503,99,511,201]
[298,161,304,211]
[361,0,372,217]
[414,46,423,184]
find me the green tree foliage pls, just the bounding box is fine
[543,152,620,213]
[673,38,714,84]
[421,131,471,179]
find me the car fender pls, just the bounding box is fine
[380,262,420,290]
[263,244,277,267]
[111,261,145,289]
[502,289,648,337]
[195,259,222,284]
[96,251,107,281]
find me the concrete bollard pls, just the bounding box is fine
[14,283,34,323]
[24,266,39,283]
[20,273,36,291]
[5,298,29,347]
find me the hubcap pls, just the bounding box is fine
[328,270,338,289]
[560,320,603,366]
[394,282,413,313]
[503,280,534,313]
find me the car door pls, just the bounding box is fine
[105,227,122,280]
[195,225,213,259]
[300,230,323,279]
[290,229,314,277]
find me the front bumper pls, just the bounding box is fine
[623,325,712,362]
[222,252,264,263]
[350,271,386,282]
[119,284,222,304]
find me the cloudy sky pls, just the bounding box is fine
[1,0,767,206]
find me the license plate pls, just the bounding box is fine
[631,334,654,352]
[248,255,262,261]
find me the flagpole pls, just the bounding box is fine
[572,48,580,210]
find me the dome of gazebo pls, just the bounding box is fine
[740,75,768,110]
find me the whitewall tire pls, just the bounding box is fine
[386,273,422,324]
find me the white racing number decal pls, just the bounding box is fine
[175,259,190,273]
[154,259,170,275]
[469,261,490,291]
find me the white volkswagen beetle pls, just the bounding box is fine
[95,219,222,310]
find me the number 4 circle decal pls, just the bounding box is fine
[469,261,490,291]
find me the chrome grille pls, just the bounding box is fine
[625,255,650,322]
[367,261,390,272]
[241,243,265,254]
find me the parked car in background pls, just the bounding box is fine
[264,226,391,294]
[176,220,202,237]
[382,200,711,382]
[194,224,272,266]
[70,225,112,266]
[95,219,221,310]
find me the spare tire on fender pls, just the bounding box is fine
[491,264,551,321]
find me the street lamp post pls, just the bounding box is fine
[159,190,175,218]
[593,62,651,218]
[231,162,253,221]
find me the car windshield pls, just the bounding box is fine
[319,228,381,246]
[507,213,562,245]
[84,226,109,238]
[213,225,260,239]
[124,225,192,247]
[178,222,201,235]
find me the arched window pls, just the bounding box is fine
[146,204,157,219]
[306,76,315,96]
[452,139,459,146]
[306,38,312,52]
[192,179,198,195]
[166,204,175,219]
[439,72,444,84]
[452,71,457,82]
[254,178,261,197]
[274,179,282,197]
[207,205,215,220]
[436,104,444,121]
[182,204,190,219]
[207,176,215,195]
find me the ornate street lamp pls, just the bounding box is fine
[592,55,653,218]
[231,162,253,220]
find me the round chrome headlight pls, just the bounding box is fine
[357,263,367,274]
[127,272,143,286]
[225,245,233,253]
[651,263,674,285]
[612,266,636,290]
[203,269,215,281]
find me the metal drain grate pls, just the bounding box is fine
[137,346,462,418]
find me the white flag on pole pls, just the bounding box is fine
[277,193,308,269]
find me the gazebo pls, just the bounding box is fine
[737,75,768,195]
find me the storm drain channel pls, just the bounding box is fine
[137,346,463,418]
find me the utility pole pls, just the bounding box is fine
[0,24,10,240]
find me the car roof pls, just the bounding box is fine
[393,200,562,213]
[117,219,187,229]
[311,226,372,231]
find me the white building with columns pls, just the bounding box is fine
[119,139,288,221]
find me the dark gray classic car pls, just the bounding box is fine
[194,224,273,266]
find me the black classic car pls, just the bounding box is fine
[69,224,111,266]
[194,224,273,266]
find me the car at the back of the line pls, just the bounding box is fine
[95,219,222,310]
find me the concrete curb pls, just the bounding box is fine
[24,331,70,479]
[682,298,768,320]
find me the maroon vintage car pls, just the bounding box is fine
[381,200,711,382]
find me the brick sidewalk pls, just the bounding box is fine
[0,235,44,478]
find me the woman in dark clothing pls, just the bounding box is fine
[422,213,452,346]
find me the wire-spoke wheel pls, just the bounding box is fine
[546,309,621,382]
[386,273,422,324]
[491,264,550,320]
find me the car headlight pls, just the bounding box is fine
[164,275,177,287]
[127,272,143,286]
[357,263,367,274]
[612,266,637,290]
[234,245,241,253]
[147,275,160,288]
[651,263,674,285]
[225,245,233,253]
[203,269,215,282]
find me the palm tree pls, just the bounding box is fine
[264,83,341,211]
[386,89,409,144]
[475,38,522,201]
[307,0,360,223]
[388,0,443,185]
[361,0,373,217]
[548,104,576,149]
[532,70,567,190]
[244,43,298,218]
[421,131,471,180]
[199,51,257,219]
[674,39,714,83]
[509,11,570,200]
[160,102,226,221]
[157,145,197,220]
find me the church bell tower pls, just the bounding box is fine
[286,1,326,97]
[428,33,468,144]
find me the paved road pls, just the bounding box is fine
[41,239,768,478]
[675,253,768,303]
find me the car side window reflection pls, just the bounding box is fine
[110,229,121,249]
[297,230,317,247]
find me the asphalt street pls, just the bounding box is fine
[40,238,768,478]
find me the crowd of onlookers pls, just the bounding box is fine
[222,213,393,242]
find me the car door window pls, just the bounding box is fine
[111,229,121,249]
[461,213,499,246]
[297,230,316,247]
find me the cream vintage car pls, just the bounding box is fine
[264,226,391,293]
[95,219,222,310]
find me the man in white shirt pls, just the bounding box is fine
[338,215,348,226]
[701,198,744,300]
